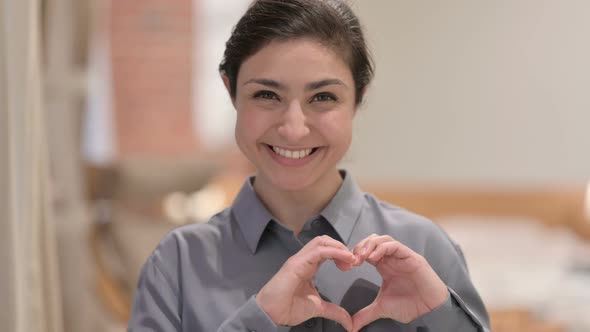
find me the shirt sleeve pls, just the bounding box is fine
[217,295,287,332]
[415,227,491,332]
[416,288,488,332]
[127,235,285,332]
[128,254,182,331]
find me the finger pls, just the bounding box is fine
[318,300,353,332]
[360,235,394,260]
[286,246,354,280]
[367,241,420,268]
[306,246,356,266]
[352,234,380,266]
[309,236,356,266]
[319,247,356,265]
[351,301,381,332]
[367,241,404,264]
[368,242,426,274]
[352,233,378,256]
[334,259,354,272]
[309,235,351,253]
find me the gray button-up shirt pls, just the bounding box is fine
[128,171,490,331]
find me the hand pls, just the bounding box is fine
[351,235,448,332]
[256,235,356,331]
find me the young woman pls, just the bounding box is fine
[128,1,491,331]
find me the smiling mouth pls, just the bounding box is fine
[266,144,320,159]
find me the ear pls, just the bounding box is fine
[221,74,231,93]
[354,86,369,115]
[221,74,236,107]
[360,86,369,103]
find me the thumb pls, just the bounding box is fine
[351,301,381,332]
[318,301,353,332]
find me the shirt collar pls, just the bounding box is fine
[319,170,365,245]
[231,177,274,254]
[231,170,365,253]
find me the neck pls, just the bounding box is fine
[253,170,343,235]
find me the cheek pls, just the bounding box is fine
[321,111,354,146]
[235,108,270,146]
[235,112,253,147]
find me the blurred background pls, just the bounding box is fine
[1,0,590,331]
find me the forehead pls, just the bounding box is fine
[237,38,354,87]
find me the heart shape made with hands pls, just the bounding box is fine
[256,234,449,332]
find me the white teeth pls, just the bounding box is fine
[271,146,314,159]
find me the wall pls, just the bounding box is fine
[345,0,590,186]
[110,0,197,157]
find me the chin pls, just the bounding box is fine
[270,175,315,192]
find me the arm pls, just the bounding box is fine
[350,233,490,332]
[127,250,282,332]
[128,235,356,332]
[417,239,491,332]
[127,254,182,331]
[416,288,487,331]
[216,296,282,332]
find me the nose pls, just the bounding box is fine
[277,100,310,143]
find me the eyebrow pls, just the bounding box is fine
[306,79,347,90]
[243,78,285,90]
[243,78,347,91]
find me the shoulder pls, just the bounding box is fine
[361,192,459,255]
[361,193,466,276]
[362,192,441,234]
[149,208,233,269]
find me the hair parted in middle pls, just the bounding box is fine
[219,0,374,105]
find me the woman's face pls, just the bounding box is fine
[231,38,357,192]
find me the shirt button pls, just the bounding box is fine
[305,319,316,328]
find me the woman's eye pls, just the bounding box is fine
[253,90,279,100]
[311,93,337,102]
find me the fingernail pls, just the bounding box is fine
[360,247,366,255]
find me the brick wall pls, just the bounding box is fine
[110,0,198,157]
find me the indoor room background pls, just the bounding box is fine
[2,1,590,332]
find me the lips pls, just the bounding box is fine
[265,144,320,164]
[271,146,312,159]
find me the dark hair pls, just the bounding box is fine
[219,0,374,105]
